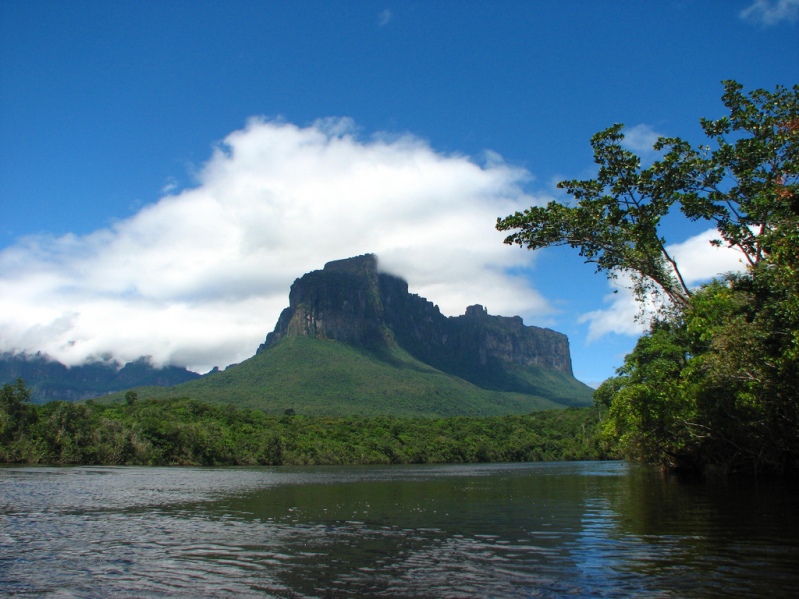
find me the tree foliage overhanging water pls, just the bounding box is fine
[499,81,799,478]
[0,381,615,466]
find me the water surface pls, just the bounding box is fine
[1,461,797,597]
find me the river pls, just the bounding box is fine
[1,461,797,597]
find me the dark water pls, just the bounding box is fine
[1,461,797,598]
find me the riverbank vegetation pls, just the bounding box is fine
[499,81,798,478]
[1,381,615,466]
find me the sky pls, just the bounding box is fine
[1,1,797,387]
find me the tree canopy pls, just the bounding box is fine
[499,81,799,477]
[497,81,798,312]
[0,389,614,466]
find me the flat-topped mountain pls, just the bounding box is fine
[117,254,594,416]
[260,254,577,394]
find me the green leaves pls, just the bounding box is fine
[500,80,799,477]
[498,81,799,314]
[498,122,691,310]
[1,378,33,440]
[689,81,799,267]
[1,392,617,466]
[599,275,799,476]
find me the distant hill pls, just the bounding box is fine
[110,254,594,417]
[0,353,201,404]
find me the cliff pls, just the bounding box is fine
[261,254,389,348]
[258,254,579,396]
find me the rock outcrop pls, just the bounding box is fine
[261,254,388,348]
[258,254,577,394]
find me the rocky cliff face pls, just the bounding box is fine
[447,305,573,373]
[258,255,576,389]
[261,254,389,348]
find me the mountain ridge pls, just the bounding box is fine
[0,353,200,403]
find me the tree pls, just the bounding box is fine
[594,321,696,468]
[1,378,33,441]
[1,378,40,461]
[497,81,798,313]
[499,81,799,477]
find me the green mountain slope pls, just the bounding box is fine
[112,336,591,417]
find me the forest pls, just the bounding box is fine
[1,381,614,466]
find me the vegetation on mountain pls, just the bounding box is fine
[252,253,591,411]
[104,336,591,418]
[499,81,799,477]
[1,379,616,466]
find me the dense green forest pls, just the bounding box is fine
[499,81,798,478]
[1,380,615,466]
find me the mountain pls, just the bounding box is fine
[0,353,201,403]
[114,254,594,417]
[261,254,579,396]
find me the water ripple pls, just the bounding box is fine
[2,462,798,598]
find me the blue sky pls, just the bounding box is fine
[1,1,797,386]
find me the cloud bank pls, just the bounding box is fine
[0,119,754,373]
[0,118,545,372]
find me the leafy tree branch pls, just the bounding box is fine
[499,81,799,478]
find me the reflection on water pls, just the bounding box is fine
[1,462,797,597]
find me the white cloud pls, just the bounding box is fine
[0,118,547,373]
[579,279,647,342]
[667,227,749,285]
[578,228,748,341]
[161,177,180,195]
[740,0,799,25]
[378,9,393,26]
[621,123,663,155]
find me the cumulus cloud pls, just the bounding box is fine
[0,118,546,373]
[579,228,749,341]
[579,282,646,342]
[621,123,663,154]
[740,0,799,25]
[666,227,749,283]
